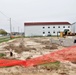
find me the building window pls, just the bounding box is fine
[68,26,70,28]
[53,26,55,28]
[43,32,45,34]
[63,26,65,28]
[48,27,50,28]
[58,31,60,33]
[58,26,60,28]
[43,27,45,29]
[48,31,50,33]
[53,31,55,33]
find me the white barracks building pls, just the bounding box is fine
[24,22,71,36]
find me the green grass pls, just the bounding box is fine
[0,53,6,58]
[0,37,15,43]
[40,61,60,70]
[0,38,10,43]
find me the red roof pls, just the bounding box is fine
[24,22,71,26]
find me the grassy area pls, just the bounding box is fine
[0,36,10,43]
[0,53,6,58]
[0,38,10,43]
[0,37,15,43]
[40,61,60,70]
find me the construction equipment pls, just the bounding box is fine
[60,32,64,37]
[60,29,75,37]
[63,29,70,36]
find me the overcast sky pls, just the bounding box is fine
[0,0,76,32]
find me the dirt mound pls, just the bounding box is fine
[43,44,58,49]
[4,45,36,53]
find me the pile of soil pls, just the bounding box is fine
[34,38,58,50]
[4,45,36,53]
[43,44,58,49]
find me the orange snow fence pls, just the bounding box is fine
[0,46,76,67]
[0,59,26,67]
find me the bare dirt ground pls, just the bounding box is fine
[0,62,76,75]
[1,37,64,60]
[0,37,76,75]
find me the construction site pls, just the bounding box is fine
[0,0,76,75]
[0,34,76,75]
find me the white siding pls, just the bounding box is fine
[24,25,71,36]
[71,22,76,33]
[24,25,42,36]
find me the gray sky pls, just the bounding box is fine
[0,0,76,32]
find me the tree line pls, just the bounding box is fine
[0,29,7,35]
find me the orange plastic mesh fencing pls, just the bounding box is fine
[0,46,76,67]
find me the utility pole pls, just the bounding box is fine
[10,18,12,39]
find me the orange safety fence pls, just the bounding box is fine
[25,46,76,67]
[0,46,76,67]
[0,59,26,67]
